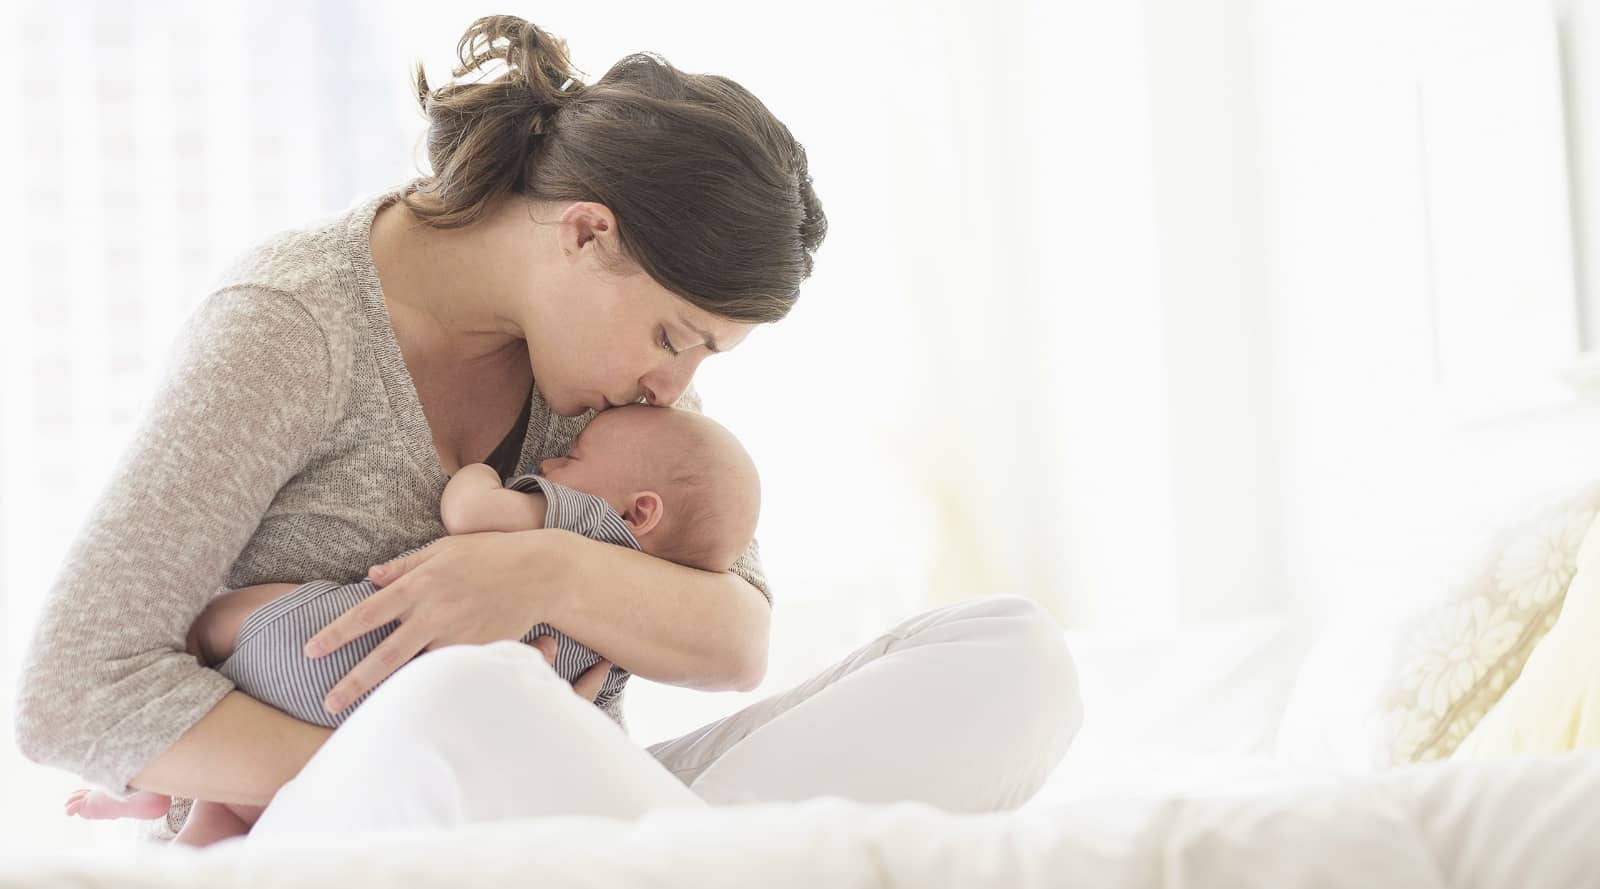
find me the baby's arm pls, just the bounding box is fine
[440,463,548,535]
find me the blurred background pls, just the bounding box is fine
[5,0,1600,853]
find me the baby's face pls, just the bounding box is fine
[537,404,760,570]
[535,406,661,514]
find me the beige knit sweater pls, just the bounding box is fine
[10,181,770,842]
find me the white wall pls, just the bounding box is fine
[1251,0,1600,626]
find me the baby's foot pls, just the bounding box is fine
[63,788,172,820]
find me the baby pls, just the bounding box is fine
[62,403,761,846]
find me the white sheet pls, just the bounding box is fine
[3,751,1597,888]
[17,617,1585,887]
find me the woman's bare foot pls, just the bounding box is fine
[64,787,171,820]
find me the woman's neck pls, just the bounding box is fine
[371,199,531,367]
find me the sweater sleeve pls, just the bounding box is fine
[673,383,772,608]
[11,286,337,796]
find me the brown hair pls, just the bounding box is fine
[400,15,826,324]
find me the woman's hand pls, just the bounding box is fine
[301,530,580,714]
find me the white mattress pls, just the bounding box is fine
[2,751,1597,888]
[10,617,1593,887]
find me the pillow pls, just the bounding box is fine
[1276,481,1600,770]
[1452,507,1600,758]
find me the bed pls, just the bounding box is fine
[4,615,1595,887]
[2,750,1596,888]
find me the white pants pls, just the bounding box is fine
[247,594,1083,841]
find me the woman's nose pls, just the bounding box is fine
[645,354,707,407]
[645,383,684,409]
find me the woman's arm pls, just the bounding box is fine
[127,693,332,807]
[307,527,772,711]
[534,529,772,692]
[13,288,338,799]
[299,387,776,707]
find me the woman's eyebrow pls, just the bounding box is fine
[677,314,721,353]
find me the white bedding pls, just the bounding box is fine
[3,751,1597,888]
[8,618,1593,887]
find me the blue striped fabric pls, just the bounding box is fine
[215,475,643,734]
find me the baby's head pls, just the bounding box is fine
[536,404,760,572]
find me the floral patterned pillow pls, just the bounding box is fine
[1379,484,1600,763]
[1277,481,1600,769]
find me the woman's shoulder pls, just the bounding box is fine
[189,187,408,396]
[165,280,360,451]
[208,185,401,310]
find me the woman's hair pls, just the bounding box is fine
[400,15,826,324]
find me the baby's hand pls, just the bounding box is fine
[525,635,612,703]
[528,635,558,665]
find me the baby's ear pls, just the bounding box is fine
[620,491,666,537]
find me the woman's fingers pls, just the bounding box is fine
[303,582,410,660]
[320,622,429,715]
[366,538,444,588]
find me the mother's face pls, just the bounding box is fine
[525,203,756,417]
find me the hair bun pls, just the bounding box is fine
[452,15,580,103]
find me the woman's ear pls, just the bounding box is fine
[620,491,665,537]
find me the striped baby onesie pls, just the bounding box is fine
[215,473,643,734]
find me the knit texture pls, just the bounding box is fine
[11,180,770,842]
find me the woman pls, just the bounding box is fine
[13,15,1082,843]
